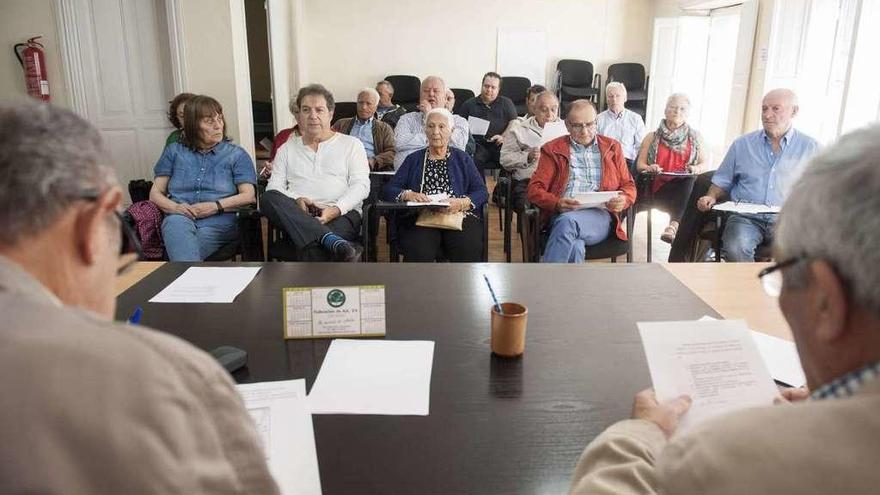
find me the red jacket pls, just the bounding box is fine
[527,134,636,241]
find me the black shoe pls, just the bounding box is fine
[333,242,363,262]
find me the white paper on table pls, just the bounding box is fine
[638,319,778,432]
[713,201,781,214]
[572,191,620,209]
[148,267,261,303]
[308,339,435,415]
[467,116,491,136]
[698,316,806,387]
[237,380,321,495]
[406,193,451,207]
[540,120,569,145]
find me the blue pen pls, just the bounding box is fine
[482,274,504,315]
[128,306,143,325]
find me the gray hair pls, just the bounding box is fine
[0,100,116,246]
[776,124,880,315]
[288,93,298,114]
[606,81,627,95]
[376,80,394,95]
[357,87,380,104]
[422,76,447,92]
[424,107,455,129]
[666,93,691,109]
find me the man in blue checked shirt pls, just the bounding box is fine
[697,89,819,261]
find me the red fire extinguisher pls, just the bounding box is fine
[14,36,51,102]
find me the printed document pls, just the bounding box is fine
[572,191,619,209]
[149,266,261,303]
[467,116,491,136]
[406,193,451,207]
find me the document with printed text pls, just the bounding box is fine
[573,191,620,209]
[467,116,491,136]
[284,286,386,339]
[149,266,261,303]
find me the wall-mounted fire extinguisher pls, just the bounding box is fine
[14,36,51,102]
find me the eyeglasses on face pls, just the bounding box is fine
[567,121,597,131]
[757,256,803,297]
[77,193,143,275]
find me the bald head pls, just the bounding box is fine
[762,88,799,138]
[565,99,598,145]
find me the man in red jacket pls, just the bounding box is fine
[527,100,636,262]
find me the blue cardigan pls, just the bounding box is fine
[383,147,489,214]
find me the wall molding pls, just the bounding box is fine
[53,0,89,116]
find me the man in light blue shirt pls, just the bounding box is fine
[597,81,646,174]
[697,89,820,261]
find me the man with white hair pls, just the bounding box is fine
[597,81,646,175]
[332,87,396,171]
[393,76,469,169]
[0,101,278,493]
[697,88,819,261]
[569,124,880,494]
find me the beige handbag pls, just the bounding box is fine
[414,152,465,231]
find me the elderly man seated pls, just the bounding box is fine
[527,100,636,263]
[0,101,277,493]
[394,76,469,169]
[375,79,408,129]
[331,87,395,171]
[570,124,880,495]
[458,71,519,176]
[520,84,547,121]
[597,81,646,176]
[262,84,370,262]
[500,91,560,210]
[697,89,819,261]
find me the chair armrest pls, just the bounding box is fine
[521,203,541,263]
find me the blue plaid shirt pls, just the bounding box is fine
[564,138,602,197]
[350,117,375,158]
[811,361,880,400]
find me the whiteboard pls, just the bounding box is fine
[496,29,547,86]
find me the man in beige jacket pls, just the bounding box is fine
[0,101,279,494]
[570,124,880,494]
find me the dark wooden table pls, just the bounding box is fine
[116,262,719,494]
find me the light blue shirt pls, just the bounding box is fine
[351,117,375,158]
[564,138,602,197]
[712,127,819,206]
[597,108,646,161]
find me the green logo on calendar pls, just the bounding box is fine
[327,289,346,308]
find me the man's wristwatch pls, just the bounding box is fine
[215,200,224,213]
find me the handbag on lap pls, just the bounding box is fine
[413,152,464,231]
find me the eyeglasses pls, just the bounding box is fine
[78,193,143,275]
[567,121,597,131]
[757,256,803,297]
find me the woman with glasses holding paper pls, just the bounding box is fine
[384,108,488,262]
[150,95,257,261]
[635,93,708,243]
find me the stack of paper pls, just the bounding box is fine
[149,267,261,303]
[237,380,322,495]
[308,339,435,415]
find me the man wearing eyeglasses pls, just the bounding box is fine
[527,99,636,263]
[569,125,880,494]
[0,102,278,493]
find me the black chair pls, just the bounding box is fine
[607,63,648,118]
[450,88,475,116]
[366,202,489,262]
[384,75,421,112]
[521,201,632,263]
[331,102,357,124]
[709,210,774,263]
[500,76,531,116]
[625,172,657,262]
[497,171,528,262]
[556,59,601,106]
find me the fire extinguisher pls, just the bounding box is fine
[14,36,51,102]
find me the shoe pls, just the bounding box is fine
[333,242,363,262]
[660,223,678,244]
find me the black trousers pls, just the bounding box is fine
[510,178,529,211]
[261,190,361,261]
[652,176,697,222]
[398,214,483,262]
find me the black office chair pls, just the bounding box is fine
[331,102,357,124]
[385,75,422,112]
[625,172,657,262]
[521,201,632,263]
[500,76,531,116]
[607,63,648,118]
[556,59,601,107]
[450,88,476,116]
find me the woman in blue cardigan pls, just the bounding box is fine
[384,108,488,261]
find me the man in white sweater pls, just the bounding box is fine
[569,125,880,495]
[263,84,370,261]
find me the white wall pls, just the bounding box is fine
[300,0,654,101]
[0,0,69,107]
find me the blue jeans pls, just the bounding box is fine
[722,213,775,262]
[162,214,239,261]
[542,209,612,263]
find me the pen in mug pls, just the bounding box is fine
[482,274,504,315]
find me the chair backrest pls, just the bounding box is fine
[450,88,475,115]
[607,63,646,92]
[331,102,357,123]
[556,59,594,87]
[384,75,422,111]
[500,76,532,116]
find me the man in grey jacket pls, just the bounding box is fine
[0,101,278,494]
[570,124,880,494]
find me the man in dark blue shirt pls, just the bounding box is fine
[458,72,518,177]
